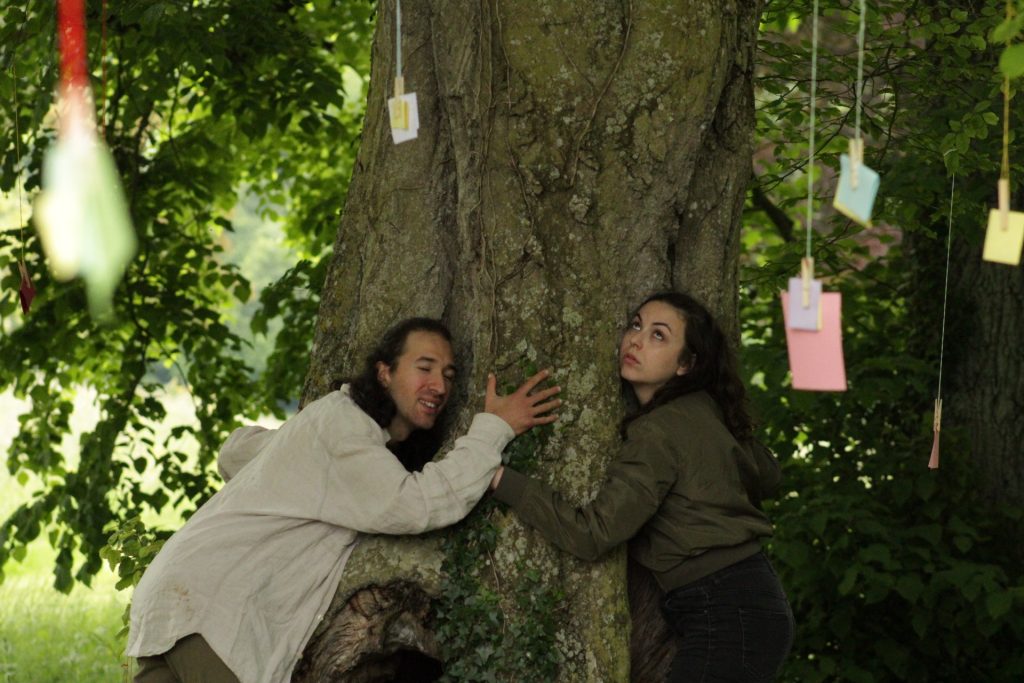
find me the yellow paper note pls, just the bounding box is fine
[388,96,409,130]
[388,93,420,144]
[982,208,1024,266]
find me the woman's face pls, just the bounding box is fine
[619,300,688,405]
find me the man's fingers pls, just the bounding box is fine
[533,413,559,425]
[531,398,561,415]
[518,368,552,395]
[529,385,561,403]
[486,372,497,398]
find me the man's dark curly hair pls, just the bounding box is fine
[333,317,454,473]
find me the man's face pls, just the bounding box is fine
[377,331,456,442]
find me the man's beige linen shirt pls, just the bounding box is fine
[126,386,512,683]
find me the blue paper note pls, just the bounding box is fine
[786,277,822,331]
[833,153,880,227]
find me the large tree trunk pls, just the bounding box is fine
[296,1,759,680]
[942,240,1024,504]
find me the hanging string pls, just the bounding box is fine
[395,0,403,80]
[11,60,36,314]
[99,0,108,136]
[854,0,865,147]
[805,0,819,262]
[937,163,955,402]
[12,62,26,262]
[929,153,956,469]
[1002,0,1013,184]
[1003,77,1010,181]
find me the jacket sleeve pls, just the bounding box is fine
[218,426,276,482]
[317,413,514,534]
[492,421,678,561]
[749,440,782,505]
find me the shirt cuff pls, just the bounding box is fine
[469,412,516,451]
[492,466,529,505]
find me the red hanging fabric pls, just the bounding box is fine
[18,261,36,314]
[57,0,89,91]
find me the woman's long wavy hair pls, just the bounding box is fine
[620,291,753,442]
[332,318,454,473]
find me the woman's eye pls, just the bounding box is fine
[630,320,641,330]
[653,331,664,341]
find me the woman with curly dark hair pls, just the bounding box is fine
[491,291,794,682]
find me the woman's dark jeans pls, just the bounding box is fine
[660,551,794,682]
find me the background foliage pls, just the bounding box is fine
[746,0,1024,680]
[1,0,1022,681]
[0,0,374,591]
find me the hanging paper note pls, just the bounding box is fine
[781,290,848,391]
[389,92,419,144]
[389,3,417,144]
[787,257,821,330]
[35,91,136,318]
[983,180,1024,265]
[983,208,1024,265]
[18,261,36,314]
[33,0,136,319]
[786,278,822,331]
[389,95,409,129]
[928,398,942,469]
[833,153,880,227]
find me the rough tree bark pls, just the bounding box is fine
[945,256,1024,504]
[293,1,760,680]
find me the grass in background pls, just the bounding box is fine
[0,191,296,680]
[1,391,130,682]
[0,539,129,683]
[0,382,287,683]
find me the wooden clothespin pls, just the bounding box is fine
[390,76,408,130]
[928,398,942,469]
[998,177,1010,231]
[849,138,863,190]
[800,256,815,309]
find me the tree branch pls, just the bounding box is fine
[750,181,795,242]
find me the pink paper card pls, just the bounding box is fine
[786,277,822,331]
[781,291,848,392]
